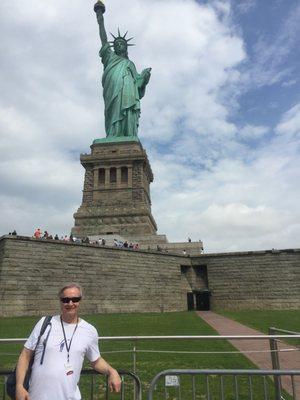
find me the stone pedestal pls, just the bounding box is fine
[72,140,159,238]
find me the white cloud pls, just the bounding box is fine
[239,124,269,140]
[241,2,300,88]
[236,0,256,14]
[0,0,299,254]
[0,194,77,238]
[151,120,300,252]
[276,103,300,137]
[281,78,297,88]
[134,0,245,142]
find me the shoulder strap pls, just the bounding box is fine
[39,316,52,365]
[35,316,52,350]
[28,316,52,368]
[39,316,52,337]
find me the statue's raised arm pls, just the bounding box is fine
[94,1,151,139]
[94,1,107,45]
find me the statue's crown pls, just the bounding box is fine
[109,28,135,47]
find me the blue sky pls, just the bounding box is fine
[0,0,299,252]
[230,0,300,127]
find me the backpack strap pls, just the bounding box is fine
[39,316,52,338]
[34,316,52,365]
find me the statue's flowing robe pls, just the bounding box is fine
[99,43,146,137]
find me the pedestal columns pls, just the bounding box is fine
[72,140,158,238]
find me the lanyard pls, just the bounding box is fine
[60,316,79,363]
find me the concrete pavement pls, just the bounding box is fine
[198,311,300,397]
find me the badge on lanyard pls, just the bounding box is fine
[65,362,74,376]
[60,316,79,376]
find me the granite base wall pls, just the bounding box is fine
[0,236,299,316]
[0,236,190,317]
[192,249,300,310]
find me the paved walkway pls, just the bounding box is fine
[198,311,300,397]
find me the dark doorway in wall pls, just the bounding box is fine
[195,290,210,311]
[187,292,194,311]
[186,290,210,311]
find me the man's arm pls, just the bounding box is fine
[15,347,34,400]
[91,357,122,392]
[94,4,108,46]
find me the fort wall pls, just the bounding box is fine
[0,236,299,316]
[193,249,300,310]
[0,236,190,317]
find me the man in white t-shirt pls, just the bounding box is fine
[15,283,121,400]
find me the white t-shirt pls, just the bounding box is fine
[25,315,101,400]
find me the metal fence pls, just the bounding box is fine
[1,368,300,400]
[147,369,300,400]
[1,334,299,399]
[0,369,142,400]
[269,327,300,400]
[2,334,298,371]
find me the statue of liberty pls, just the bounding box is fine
[94,1,151,138]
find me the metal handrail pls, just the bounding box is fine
[269,327,300,335]
[1,334,300,344]
[149,368,300,377]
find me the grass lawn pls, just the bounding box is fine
[0,311,293,399]
[217,310,300,346]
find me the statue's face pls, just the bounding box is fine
[114,39,127,55]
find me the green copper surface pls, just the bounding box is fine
[94,2,151,139]
[93,136,140,144]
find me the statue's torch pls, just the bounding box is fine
[94,0,105,13]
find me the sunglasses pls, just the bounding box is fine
[60,297,82,304]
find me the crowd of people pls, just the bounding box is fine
[30,228,140,249]
[32,229,102,245]
[7,230,203,255]
[113,238,139,250]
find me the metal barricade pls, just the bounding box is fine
[1,334,300,399]
[0,369,142,400]
[147,369,300,400]
[269,327,300,400]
